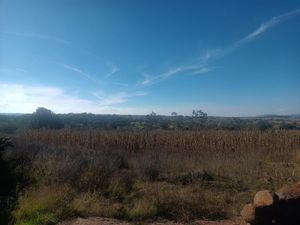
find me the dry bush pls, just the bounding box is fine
[70,192,123,218]
[13,185,73,225]
[128,182,231,221]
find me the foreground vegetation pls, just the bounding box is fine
[2,129,300,225]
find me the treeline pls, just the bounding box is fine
[0,107,299,133]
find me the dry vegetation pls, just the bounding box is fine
[6,129,300,225]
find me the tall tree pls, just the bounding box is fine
[31,107,64,129]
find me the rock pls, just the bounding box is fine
[241,182,300,225]
[276,181,300,200]
[253,190,277,207]
[251,190,277,224]
[241,204,256,223]
[275,182,300,224]
[240,203,274,225]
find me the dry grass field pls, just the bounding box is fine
[6,129,300,225]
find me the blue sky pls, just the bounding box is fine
[0,0,299,116]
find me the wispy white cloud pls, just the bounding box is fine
[104,62,120,78]
[192,67,214,75]
[139,64,211,86]
[161,65,201,78]
[0,83,146,114]
[0,67,27,75]
[239,8,300,44]
[204,8,300,60]
[140,74,157,86]
[63,64,90,79]
[15,68,28,73]
[112,82,129,87]
[93,91,146,106]
[2,31,71,45]
[62,64,100,83]
[140,8,300,86]
[199,49,222,62]
[2,31,122,83]
[62,63,124,85]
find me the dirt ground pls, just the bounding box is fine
[58,217,247,225]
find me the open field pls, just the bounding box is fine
[3,129,300,225]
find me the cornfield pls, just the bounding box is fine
[23,129,300,153]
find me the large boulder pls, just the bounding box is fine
[275,182,300,224]
[241,181,300,225]
[253,190,277,207]
[276,181,300,200]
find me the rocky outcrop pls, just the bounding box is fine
[241,182,300,225]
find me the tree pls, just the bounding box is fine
[192,109,207,118]
[254,120,272,131]
[171,112,178,116]
[31,107,64,129]
[148,111,157,117]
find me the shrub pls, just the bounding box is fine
[13,185,73,225]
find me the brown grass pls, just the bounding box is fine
[22,129,300,153]
[8,129,300,224]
